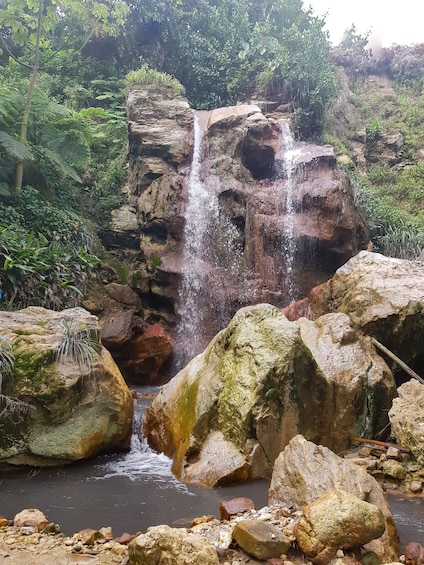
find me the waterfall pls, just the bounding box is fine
[278,122,301,304]
[174,112,220,367]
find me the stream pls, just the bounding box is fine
[0,387,423,552]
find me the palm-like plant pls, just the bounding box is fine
[55,320,101,375]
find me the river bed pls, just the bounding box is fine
[0,387,423,550]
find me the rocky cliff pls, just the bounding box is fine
[103,85,369,367]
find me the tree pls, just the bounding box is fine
[0,0,129,194]
[123,0,334,136]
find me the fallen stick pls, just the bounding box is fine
[350,436,410,454]
[371,337,424,385]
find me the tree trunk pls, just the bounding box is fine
[13,0,43,195]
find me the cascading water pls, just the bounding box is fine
[277,121,301,304]
[175,112,220,366]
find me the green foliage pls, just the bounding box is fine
[127,0,334,136]
[366,117,385,142]
[110,259,129,285]
[55,320,101,373]
[350,171,424,260]
[0,334,31,419]
[330,25,371,76]
[0,77,92,191]
[0,206,98,310]
[125,65,185,96]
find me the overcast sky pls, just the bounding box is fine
[307,0,423,47]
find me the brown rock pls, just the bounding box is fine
[232,519,291,561]
[14,509,48,533]
[405,542,424,565]
[100,309,135,347]
[105,283,140,307]
[115,532,140,545]
[219,497,256,520]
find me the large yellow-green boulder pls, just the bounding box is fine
[144,304,395,486]
[0,307,133,467]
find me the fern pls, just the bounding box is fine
[0,131,33,160]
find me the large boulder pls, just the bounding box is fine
[294,490,385,565]
[144,304,396,486]
[268,435,399,563]
[307,251,424,370]
[389,380,424,464]
[0,307,133,467]
[128,525,219,565]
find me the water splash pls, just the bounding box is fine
[94,389,191,493]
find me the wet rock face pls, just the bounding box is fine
[107,90,369,356]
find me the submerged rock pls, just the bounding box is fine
[0,307,133,467]
[144,303,395,486]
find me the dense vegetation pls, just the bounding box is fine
[0,0,423,311]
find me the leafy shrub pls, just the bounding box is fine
[350,172,424,260]
[125,65,185,96]
[366,118,385,142]
[0,227,98,310]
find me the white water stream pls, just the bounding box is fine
[278,121,301,304]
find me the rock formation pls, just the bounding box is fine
[269,435,399,563]
[144,303,395,486]
[104,85,369,365]
[389,379,424,464]
[0,307,133,467]
[296,251,424,372]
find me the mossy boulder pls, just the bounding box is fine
[0,307,133,467]
[308,251,424,370]
[144,304,395,486]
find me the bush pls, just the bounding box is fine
[125,65,185,97]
